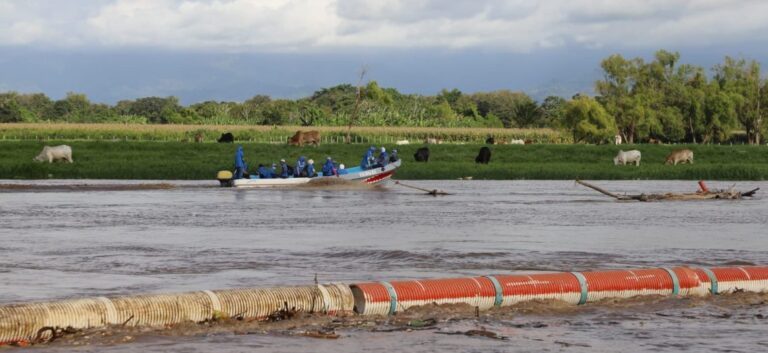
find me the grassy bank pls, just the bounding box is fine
[1,141,767,180]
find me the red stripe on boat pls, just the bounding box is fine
[365,170,394,184]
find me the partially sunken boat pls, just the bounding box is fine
[217,159,401,188]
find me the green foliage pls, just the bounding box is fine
[1,50,766,140]
[564,96,616,144]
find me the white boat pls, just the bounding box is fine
[217,159,401,188]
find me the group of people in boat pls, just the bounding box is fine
[361,146,399,170]
[233,145,399,180]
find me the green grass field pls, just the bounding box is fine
[1,141,767,180]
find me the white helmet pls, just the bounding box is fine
[308,159,314,164]
[381,147,386,152]
[339,164,345,169]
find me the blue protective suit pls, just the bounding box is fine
[377,151,389,167]
[258,165,274,179]
[279,161,290,178]
[234,146,246,179]
[322,158,336,176]
[295,156,307,177]
[360,147,376,170]
[306,162,316,178]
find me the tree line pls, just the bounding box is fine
[1,50,765,144]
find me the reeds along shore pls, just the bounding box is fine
[2,140,768,180]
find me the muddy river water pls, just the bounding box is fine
[1,180,767,352]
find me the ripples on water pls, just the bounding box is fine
[1,180,767,352]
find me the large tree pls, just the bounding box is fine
[563,96,617,144]
[714,57,764,144]
[595,54,643,143]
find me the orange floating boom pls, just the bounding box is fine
[350,266,768,315]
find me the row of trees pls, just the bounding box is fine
[590,50,766,144]
[0,84,540,129]
[1,50,766,144]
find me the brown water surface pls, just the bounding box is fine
[1,180,766,352]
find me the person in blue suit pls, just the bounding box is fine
[279,159,290,178]
[377,147,389,167]
[360,146,376,170]
[306,159,317,177]
[322,156,336,176]
[258,164,274,178]
[234,145,246,179]
[295,156,307,177]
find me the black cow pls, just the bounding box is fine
[485,136,495,145]
[475,146,491,164]
[414,147,430,162]
[217,132,234,143]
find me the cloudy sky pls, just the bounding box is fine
[1,0,767,103]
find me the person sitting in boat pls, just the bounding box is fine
[271,163,278,177]
[306,159,317,178]
[258,163,274,179]
[360,146,376,170]
[389,149,399,163]
[322,156,337,176]
[234,145,246,179]
[337,163,348,175]
[279,159,293,178]
[375,147,389,168]
[295,156,307,177]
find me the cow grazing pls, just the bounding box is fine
[33,145,73,163]
[395,139,410,145]
[288,130,321,147]
[475,146,491,164]
[217,132,234,143]
[414,147,430,162]
[510,139,525,145]
[665,149,694,165]
[485,136,495,145]
[424,138,442,144]
[613,150,641,166]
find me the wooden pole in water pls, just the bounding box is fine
[575,180,627,200]
[394,181,451,196]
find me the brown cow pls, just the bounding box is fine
[288,130,321,147]
[664,149,694,165]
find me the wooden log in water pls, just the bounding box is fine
[575,180,631,200]
[575,180,758,202]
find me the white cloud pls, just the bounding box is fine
[0,0,766,52]
[86,0,338,50]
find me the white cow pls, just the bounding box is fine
[509,139,525,145]
[614,134,623,145]
[33,145,73,163]
[613,150,641,166]
[395,139,410,145]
